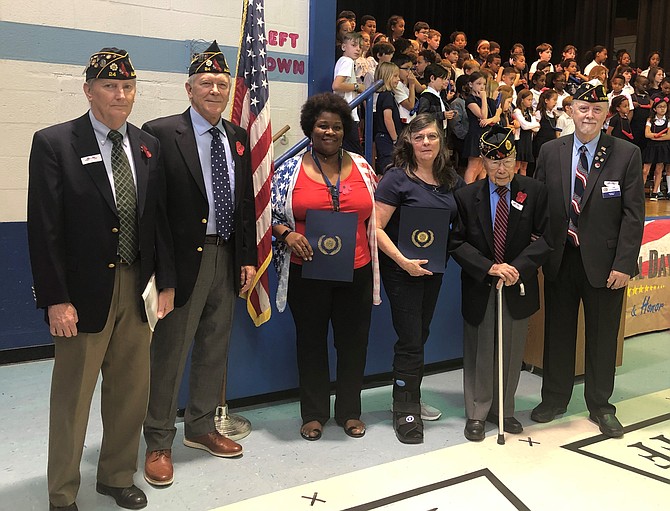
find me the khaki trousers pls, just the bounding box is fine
[47,263,151,506]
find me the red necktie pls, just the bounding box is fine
[493,186,509,264]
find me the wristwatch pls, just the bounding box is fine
[354,83,360,92]
[278,228,293,241]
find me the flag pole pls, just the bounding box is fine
[215,0,255,440]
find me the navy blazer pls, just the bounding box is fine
[28,113,175,332]
[449,175,552,326]
[142,109,256,307]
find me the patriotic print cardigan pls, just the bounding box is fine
[271,151,381,312]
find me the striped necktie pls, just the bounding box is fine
[568,145,589,247]
[493,186,509,264]
[107,130,138,263]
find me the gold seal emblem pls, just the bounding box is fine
[411,229,434,248]
[110,63,118,71]
[505,140,513,151]
[205,59,213,66]
[318,235,342,255]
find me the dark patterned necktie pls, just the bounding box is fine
[568,145,589,247]
[493,186,509,264]
[107,130,138,263]
[209,127,234,240]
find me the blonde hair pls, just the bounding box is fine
[374,61,399,92]
[497,84,514,109]
[588,65,608,83]
[483,70,499,97]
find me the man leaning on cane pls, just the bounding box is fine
[449,126,552,442]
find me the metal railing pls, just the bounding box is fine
[273,80,384,169]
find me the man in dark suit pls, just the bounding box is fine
[532,82,645,437]
[28,48,176,511]
[450,126,552,441]
[142,41,256,486]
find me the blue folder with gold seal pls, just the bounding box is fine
[398,206,450,274]
[302,209,359,282]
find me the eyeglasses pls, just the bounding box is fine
[486,157,516,169]
[400,66,414,71]
[411,133,440,143]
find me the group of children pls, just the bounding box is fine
[332,10,670,199]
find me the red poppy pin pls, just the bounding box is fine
[140,144,152,159]
[515,191,527,204]
[236,141,245,156]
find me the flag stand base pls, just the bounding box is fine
[215,404,251,441]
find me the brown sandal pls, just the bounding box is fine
[300,420,323,441]
[343,419,366,438]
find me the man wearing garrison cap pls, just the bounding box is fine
[27,48,176,510]
[449,126,551,442]
[142,41,256,486]
[533,81,644,437]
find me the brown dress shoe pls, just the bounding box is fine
[144,449,174,486]
[183,431,243,457]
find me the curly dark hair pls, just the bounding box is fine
[299,93,354,138]
[392,113,458,190]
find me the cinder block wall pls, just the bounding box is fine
[0,0,309,223]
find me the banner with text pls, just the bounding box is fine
[625,218,670,337]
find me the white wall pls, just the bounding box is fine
[0,0,309,222]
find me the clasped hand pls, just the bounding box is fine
[488,263,519,289]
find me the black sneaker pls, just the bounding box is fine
[650,193,658,201]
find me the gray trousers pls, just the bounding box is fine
[463,287,529,421]
[144,242,236,451]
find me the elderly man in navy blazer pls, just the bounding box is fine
[28,48,176,510]
[141,41,257,487]
[532,81,645,438]
[450,126,552,441]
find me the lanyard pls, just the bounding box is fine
[311,148,343,212]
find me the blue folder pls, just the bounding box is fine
[398,206,450,273]
[302,209,359,282]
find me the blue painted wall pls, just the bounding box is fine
[0,222,463,400]
[308,0,337,95]
[0,223,50,349]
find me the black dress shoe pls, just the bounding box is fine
[96,482,147,510]
[464,419,486,441]
[49,503,78,511]
[530,402,567,423]
[486,413,523,434]
[589,413,624,438]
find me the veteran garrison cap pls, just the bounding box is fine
[573,80,608,102]
[86,48,136,80]
[480,125,516,160]
[189,40,230,76]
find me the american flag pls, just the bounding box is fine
[231,0,273,326]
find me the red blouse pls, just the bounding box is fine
[290,161,372,267]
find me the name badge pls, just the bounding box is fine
[602,186,621,198]
[81,154,103,165]
[603,180,620,191]
[511,200,524,211]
